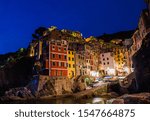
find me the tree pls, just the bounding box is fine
[32,27,47,41]
[145,0,150,3]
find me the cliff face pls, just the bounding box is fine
[0,57,34,96]
[133,33,150,92]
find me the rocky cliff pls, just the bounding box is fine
[0,56,34,96]
[133,33,150,92]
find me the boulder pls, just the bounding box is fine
[72,75,87,92]
[38,76,73,96]
[118,93,150,104]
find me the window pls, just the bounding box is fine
[52,54,55,58]
[73,64,75,68]
[58,62,61,67]
[59,55,61,59]
[72,52,74,55]
[72,58,74,61]
[103,63,105,65]
[64,48,66,51]
[64,63,67,67]
[52,62,55,66]
[103,58,105,61]
[64,55,67,60]
[61,62,64,67]
[102,54,104,57]
[107,62,109,65]
[69,51,70,54]
[107,58,109,60]
[58,47,61,51]
[52,46,55,50]
[60,71,62,76]
[69,64,71,68]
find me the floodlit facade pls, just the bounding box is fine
[100,52,116,76]
[113,47,128,75]
[67,50,75,79]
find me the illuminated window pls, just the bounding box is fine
[58,62,61,67]
[52,46,55,50]
[58,47,61,51]
[64,63,67,67]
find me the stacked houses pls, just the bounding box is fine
[29,27,134,80]
[29,1,150,80]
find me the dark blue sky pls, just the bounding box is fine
[0,0,146,54]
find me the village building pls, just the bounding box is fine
[99,52,116,76]
[67,50,75,79]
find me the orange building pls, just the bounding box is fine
[49,40,68,77]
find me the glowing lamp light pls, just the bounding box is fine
[106,68,116,75]
[90,71,99,77]
[124,67,130,74]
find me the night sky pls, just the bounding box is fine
[0,0,146,54]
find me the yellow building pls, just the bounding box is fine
[67,50,75,79]
[113,47,127,75]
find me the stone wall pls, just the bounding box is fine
[38,76,72,96]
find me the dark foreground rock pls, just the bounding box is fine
[119,93,150,104]
[133,33,150,92]
[0,56,34,96]
[107,93,150,104]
